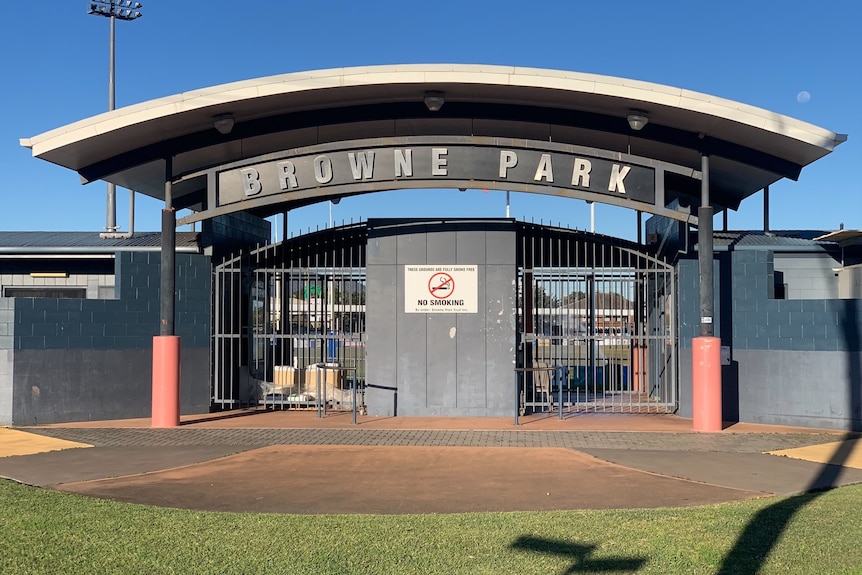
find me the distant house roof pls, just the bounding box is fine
[0,232,201,254]
[814,229,862,247]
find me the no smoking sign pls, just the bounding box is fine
[428,272,454,298]
[404,265,478,313]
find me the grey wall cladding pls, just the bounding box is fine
[678,249,862,430]
[366,220,516,417]
[8,251,211,424]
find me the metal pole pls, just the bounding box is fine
[558,366,564,420]
[108,13,115,111]
[106,13,117,232]
[692,152,721,431]
[160,156,175,336]
[352,373,357,425]
[514,370,520,426]
[153,153,178,427]
[89,1,143,234]
[317,365,322,418]
[763,185,770,233]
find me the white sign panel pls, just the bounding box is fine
[404,265,478,313]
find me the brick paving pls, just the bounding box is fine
[24,427,838,452]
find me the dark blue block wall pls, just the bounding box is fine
[678,250,862,430]
[7,252,211,424]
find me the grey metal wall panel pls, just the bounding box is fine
[398,281,429,413]
[0,349,12,425]
[456,272,487,409]
[486,228,515,265]
[425,314,458,413]
[425,229,455,264]
[396,226,428,264]
[365,263,398,416]
[366,235,393,266]
[365,220,517,417]
[484,263,517,414]
[456,229,486,263]
[678,353,692,418]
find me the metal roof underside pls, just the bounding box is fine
[21,64,846,220]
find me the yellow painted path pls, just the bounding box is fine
[0,428,91,458]
[768,437,862,470]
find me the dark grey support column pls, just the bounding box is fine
[698,155,714,337]
[160,156,175,335]
[763,185,770,233]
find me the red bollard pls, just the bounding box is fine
[692,336,722,431]
[152,335,181,428]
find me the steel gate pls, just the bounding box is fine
[213,224,367,410]
[516,223,676,414]
[212,220,675,416]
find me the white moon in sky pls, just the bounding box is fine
[796,91,811,104]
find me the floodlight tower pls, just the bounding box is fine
[87,1,143,236]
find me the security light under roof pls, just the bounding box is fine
[424,91,445,112]
[626,110,649,131]
[213,114,235,135]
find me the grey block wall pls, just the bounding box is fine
[366,220,516,417]
[2,252,211,425]
[773,253,840,300]
[678,249,862,430]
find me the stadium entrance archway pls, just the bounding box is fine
[212,219,676,417]
[22,64,844,424]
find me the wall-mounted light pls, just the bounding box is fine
[213,113,235,135]
[626,110,649,131]
[424,91,445,112]
[30,272,69,278]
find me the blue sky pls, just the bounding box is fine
[1,0,859,241]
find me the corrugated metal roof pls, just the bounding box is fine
[708,230,836,250]
[0,231,200,253]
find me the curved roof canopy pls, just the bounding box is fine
[21,64,846,218]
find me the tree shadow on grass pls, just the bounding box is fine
[510,535,646,574]
[716,298,861,575]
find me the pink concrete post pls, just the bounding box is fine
[692,336,722,431]
[152,335,180,427]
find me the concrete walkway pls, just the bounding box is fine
[2,411,861,515]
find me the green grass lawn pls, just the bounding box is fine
[2,479,861,575]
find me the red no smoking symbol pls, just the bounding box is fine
[428,272,454,298]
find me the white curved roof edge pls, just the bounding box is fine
[21,63,846,156]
